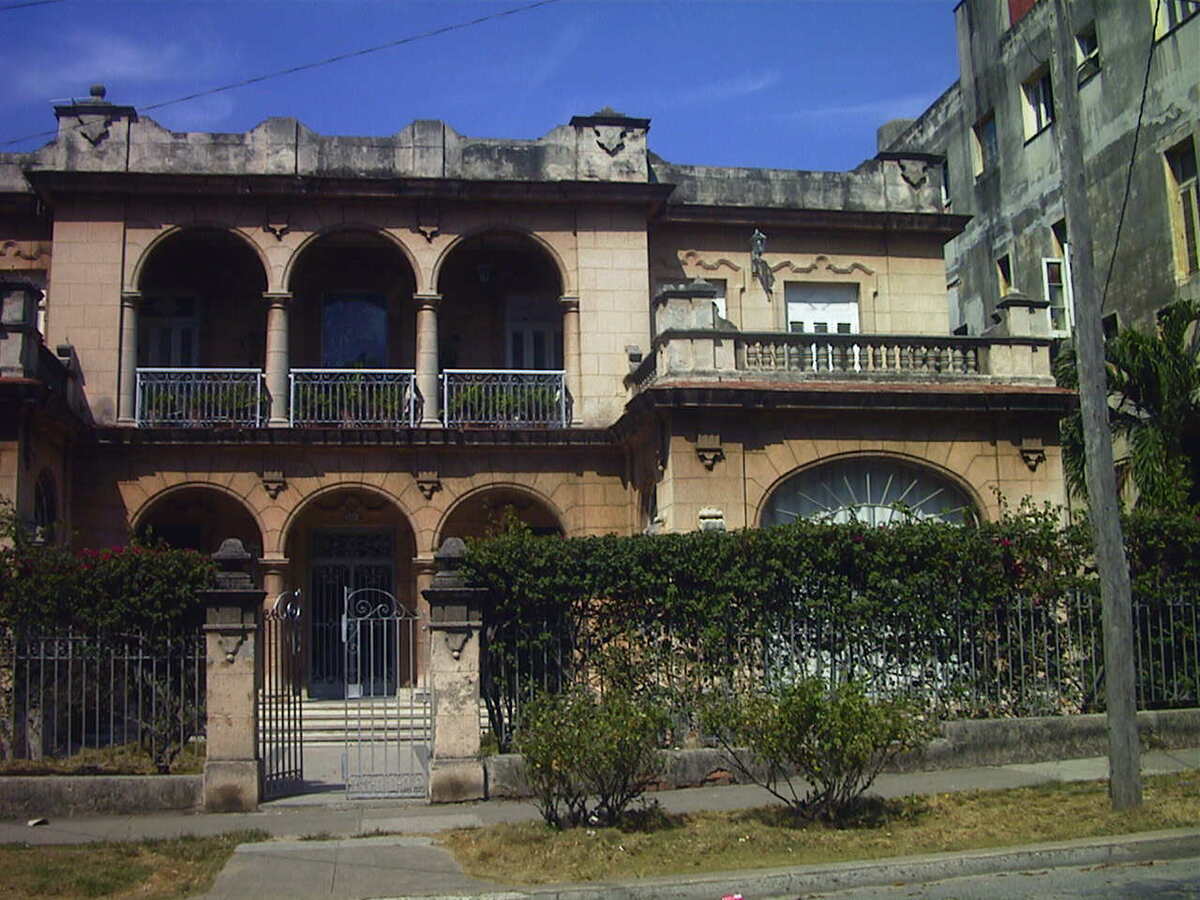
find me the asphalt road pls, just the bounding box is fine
[797,855,1200,899]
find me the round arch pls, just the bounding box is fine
[282,225,423,294]
[133,482,265,556]
[278,481,413,554]
[432,226,572,297]
[757,452,984,528]
[435,483,565,547]
[131,225,270,293]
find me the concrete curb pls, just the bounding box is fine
[395,828,1200,900]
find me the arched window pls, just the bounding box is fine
[33,469,57,541]
[761,457,976,527]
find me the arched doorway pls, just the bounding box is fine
[286,230,418,426]
[137,486,263,555]
[760,456,978,527]
[436,232,567,427]
[439,486,563,543]
[284,487,417,697]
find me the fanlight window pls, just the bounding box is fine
[761,458,976,527]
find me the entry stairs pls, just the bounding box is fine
[299,692,489,745]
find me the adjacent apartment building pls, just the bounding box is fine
[880,0,1199,338]
[0,90,1070,690]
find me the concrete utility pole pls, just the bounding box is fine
[1049,0,1142,809]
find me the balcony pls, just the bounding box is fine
[628,329,1056,392]
[135,368,267,428]
[289,369,418,427]
[133,368,567,429]
[442,370,569,428]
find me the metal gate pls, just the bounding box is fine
[259,590,304,800]
[341,587,430,798]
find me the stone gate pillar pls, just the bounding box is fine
[200,538,265,812]
[422,537,487,803]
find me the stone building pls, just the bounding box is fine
[879,0,1199,338]
[0,89,1070,692]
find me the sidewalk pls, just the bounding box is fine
[1,748,1196,899]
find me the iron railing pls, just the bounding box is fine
[482,592,1200,750]
[442,369,568,428]
[135,368,266,427]
[289,369,418,427]
[1,630,205,764]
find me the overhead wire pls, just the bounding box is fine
[0,0,565,148]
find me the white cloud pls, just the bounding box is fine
[777,91,939,123]
[524,19,590,90]
[664,70,782,107]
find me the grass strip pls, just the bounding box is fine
[440,770,1200,885]
[0,829,268,898]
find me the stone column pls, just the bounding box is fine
[262,292,292,427]
[117,291,141,425]
[412,555,437,683]
[559,295,581,426]
[414,293,442,428]
[422,538,487,803]
[200,539,265,812]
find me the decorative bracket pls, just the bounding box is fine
[594,125,629,156]
[203,623,252,664]
[76,115,113,146]
[261,470,287,499]
[899,159,929,189]
[262,209,291,241]
[416,470,442,501]
[442,628,471,661]
[414,205,441,243]
[696,433,725,471]
[1020,438,1046,472]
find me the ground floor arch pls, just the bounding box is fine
[437,484,564,545]
[135,484,264,555]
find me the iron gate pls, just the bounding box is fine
[341,587,430,798]
[259,590,304,800]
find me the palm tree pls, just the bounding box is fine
[1056,299,1200,511]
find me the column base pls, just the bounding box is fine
[419,417,443,429]
[268,416,290,427]
[429,757,485,803]
[203,759,261,812]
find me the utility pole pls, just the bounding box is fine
[1049,0,1142,809]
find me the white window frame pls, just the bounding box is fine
[1154,0,1199,39]
[1043,256,1075,338]
[784,282,860,335]
[971,113,998,178]
[1165,137,1200,277]
[1021,68,1054,139]
[1075,22,1101,82]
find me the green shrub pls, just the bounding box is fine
[517,687,668,829]
[701,678,933,823]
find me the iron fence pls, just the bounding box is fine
[442,370,568,428]
[482,591,1200,750]
[0,630,205,766]
[135,368,266,427]
[289,369,418,427]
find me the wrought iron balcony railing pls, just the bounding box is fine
[441,369,568,428]
[289,369,418,427]
[135,368,266,427]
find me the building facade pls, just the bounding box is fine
[0,91,1070,691]
[880,0,1199,338]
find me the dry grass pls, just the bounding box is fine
[0,743,204,776]
[441,771,1200,885]
[0,830,268,899]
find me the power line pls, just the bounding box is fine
[0,0,64,10]
[1,0,564,148]
[1099,0,1160,309]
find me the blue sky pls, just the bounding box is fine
[2,0,959,172]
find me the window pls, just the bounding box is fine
[706,278,728,321]
[784,282,859,334]
[138,296,199,366]
[322,293,387,367]
[996,254,1013,296]
[1075,23,1101,82]
[1166,137,1200,276]
[33,470,57,543]
[971,113,998,177]
[1102,312,1120,341]
[1022,68,1055,138]
[940,158,952,211]
[1154,0,1198,38]
[506,294,563,369]
[1043,258,1074,336]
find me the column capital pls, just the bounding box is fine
[121,290,142,306]
[559,295,580,311]
[258,555,291,573]
[413,292,443,308]
[262,291,293,305]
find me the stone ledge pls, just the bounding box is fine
[483,708,1200,799]
[0,775,202,819]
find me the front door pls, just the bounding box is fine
[309,529,393,699]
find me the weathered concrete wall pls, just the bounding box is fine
[0,775,202,818]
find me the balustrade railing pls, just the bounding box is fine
[738,333,982,376]
[289,369,418,427]
[135,368,266,427]
[442,369,568,428]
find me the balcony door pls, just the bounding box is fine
[785,282,860,335]
[506,294,562,370]
[139,296,199,366]
[322,292,387,368]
